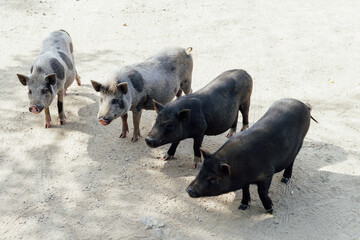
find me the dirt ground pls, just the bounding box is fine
[1,0,359,239]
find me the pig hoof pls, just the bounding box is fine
[281,177,290,184]
[238,204,249,210]
[226,129,236,138]
[193,163,202,169]
[60,119,66,125]
[226,133,233,138]
[131,137,138,142]
[241,124,249,131]
[44,122,51,128]
[176,90,183,97]
[193,156,202,169]
[266,208,273,214]
[162,153,173,161]
[119,133,127,138]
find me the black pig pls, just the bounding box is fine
[145,69,253,168]
[186,98,317,213]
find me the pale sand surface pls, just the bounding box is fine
[0,1,359,239]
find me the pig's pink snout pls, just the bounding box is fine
[98,118,109,126]
[29,105,41,114]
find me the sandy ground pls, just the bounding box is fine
[1,0,360,239]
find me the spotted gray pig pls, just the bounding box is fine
[17,30,81,128]
[91,47,193,142]
[186,98,317,214]
[145,69,252,168]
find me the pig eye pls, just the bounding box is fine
[207,176,219,184]
[28,89,32,94]
[210,179,218,184]
[41,89,49,94]
[111,99,119,105]
[165,123,174,131]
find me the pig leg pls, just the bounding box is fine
[119,113,129,138]
[180,79,193,95]
[131,110,142,142]
[44,107,51,128]
[226,112,238,138]
[193,135,204,169]
[240,100,250,131]
[281,162,294,184]
[57,90,66,125]
[239,184,251,210]
[257,177,274,214]
[281,143,302,183]
[163,141,180,160]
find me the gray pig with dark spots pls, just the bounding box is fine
[91,47,193,142]
[145,69,252,168]
[17,30,81,128]
[186,98,317,214]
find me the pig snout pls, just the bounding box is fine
[29,105,43,114]
[186,186,199,198]
[145,137,157,148]
[98,116,112,126]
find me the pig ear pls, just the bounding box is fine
[117,82,128,94]
[220,163,231,176]
[17,74,29,86]
[177,109,191,121]
[200,148,212,160]
[45,73,57,85]
[153,100,164,113]
[91,80,102,92]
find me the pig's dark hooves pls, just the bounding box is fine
[131,137,138,143]
[193,156,202,169]
[281,177,290,184]
[241,124,249,131]
[60,120,66,125]
[238,204,249,210]
[119,133,127,138]
[266,208,273,214]
[193,163,201,169]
